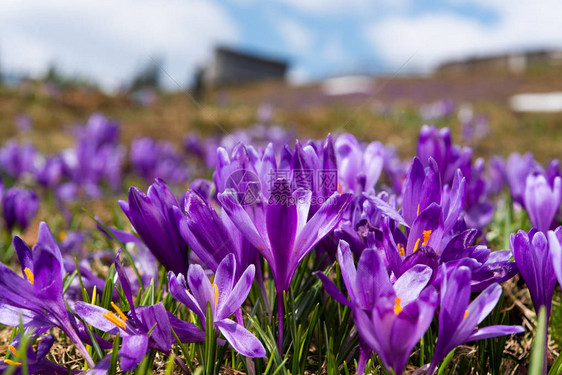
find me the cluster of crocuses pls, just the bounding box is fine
[1,119,562,374]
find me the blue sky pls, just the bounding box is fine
[0,0,560,89]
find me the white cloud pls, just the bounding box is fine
[365,0,562,70]
[0,0,239,89]
[277,18,314,53]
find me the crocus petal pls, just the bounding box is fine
[167,313,205,343]
[168,272,204,322]
[13,236,33,276]
[74,302,121,334]
[35,222,65,269]
[443,170,466,234]
[214,253,236,306]
[364,195,408,228]
[218,265,255,320]
[337,240,358,303]
[266,179,298,291]
[0,304,51,330]
[215,319,266,357]
[549,231,562,287]
[314,271,351,307]
[406,203,444,255]
[355,249,392,308]
[114,254,140,325]
[524,174,561,232]
[178,192,235,271]
[461,283,502,336]
[187,264,215,316]
[465,325,525,342]
[136,304,173,353]
[218,191,271,260]
[402,157,426,225]
[120,334,149,371]
[393,265,433,306]
[295,192,353,261]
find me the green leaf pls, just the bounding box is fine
[530,306,547,375]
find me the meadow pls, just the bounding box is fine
[0,70,561,374]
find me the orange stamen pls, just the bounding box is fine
[111,302,128,322]
[8,345,17,356]
[413,238,421,253]
[394,297,403,315]
[4,359,21,366]
[24,268,34,285]
[464,310,469,319]
[213,283,219,306]
[397,243,405,257]
[102,311,126,329]
[422,230,432,246]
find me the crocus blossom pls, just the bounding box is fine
[524,173,561,232]
[219,179,352,348]
[317,240,435,374]
[428,266,524,373]
[119,179,189,275]
[335,134,384,193]
[168,253,266,357]
[511,230,557,318]
[0,335,76,374]
[2,187,39,232]
[75,254,204,371]
[0,222,95,367]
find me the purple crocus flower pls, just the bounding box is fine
[36,156,63,188]
[511,230,557,318]
[2,187,39,232]
[524,173,561,232]
[335,134,384,193]
[316,240,434,374]
[548,228,562,288]
[0,222,95,367]
[427,265,524,374]
[119,179,189,275]
[0,335,76,374]
[174,190,257,276]
[75,254,204,371]
[130,137,189,184]
[219,180,352,348]
[505,152,540,204]
[0,140,38,179]
[353,273,438,374]
[322,241,435,374]
[168,253,266,357]
[417,125,451,178]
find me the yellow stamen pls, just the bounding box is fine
[59,231,67,241]
[337,182,344,194]
[4,359,21,366]
[91,286,97,305]
[417,204,420,216]
[24,268,34,285]
[394,297,403,315]
[111,302,128,322]
[413,238,421,253]
[397,243,405,257]
[422,230,432,246]
[8,345,17,356]
[464,310,469,319]
[102,311,126,329]
[213,283,219,306]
